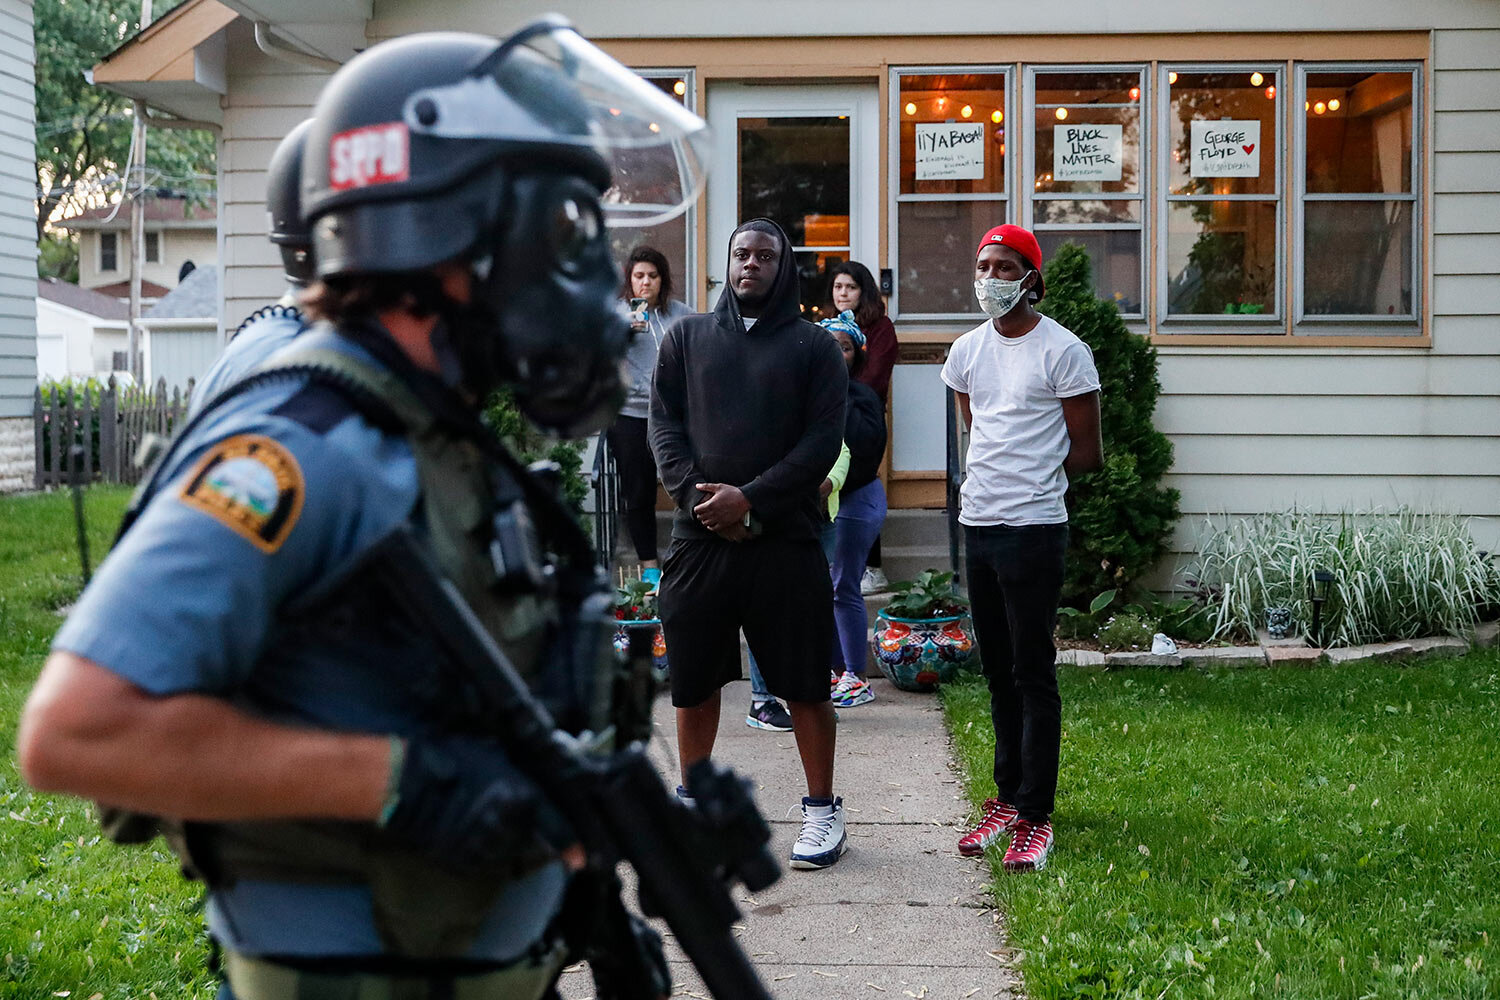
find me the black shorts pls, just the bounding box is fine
[659,536,834,708]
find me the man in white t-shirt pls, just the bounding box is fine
[940,224,1102,873]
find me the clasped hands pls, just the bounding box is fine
[693,482,751,542]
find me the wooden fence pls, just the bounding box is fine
[33,377,194,489]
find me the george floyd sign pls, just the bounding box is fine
[914,122,986,181]
[1190,120,1262,177]
[1053,123,1123,181]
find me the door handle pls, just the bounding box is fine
[706,276,723,289]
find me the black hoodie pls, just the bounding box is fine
[648,219,847,541]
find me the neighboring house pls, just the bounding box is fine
[35,278,130,381]
[141,263,220,391]
[89,0,1500,568]
[0,0,36,492]
[36,268,220,392]
[53,196,217,301]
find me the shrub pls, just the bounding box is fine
[1095,611,1156,651]
[1039,243,1181,605]
[482,387,588,520]
[1188,508,1500,647]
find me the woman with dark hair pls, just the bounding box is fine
[609,245,695,587]
[819,310,888,708]
[827,260,898,594]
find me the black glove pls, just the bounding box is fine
[379,733,574,871]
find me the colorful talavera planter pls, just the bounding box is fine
[613,619,668,679]
[871,610,978,692]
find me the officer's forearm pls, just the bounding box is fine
[19,651,390,822]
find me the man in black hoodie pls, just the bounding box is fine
[649,219,850,870]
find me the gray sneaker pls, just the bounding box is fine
[746,699,793,732]
[860,568,889,596]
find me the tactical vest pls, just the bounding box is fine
[103,336,600,958]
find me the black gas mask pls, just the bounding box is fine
[444,172,629,437]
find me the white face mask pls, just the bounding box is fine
[974,276,1031,319]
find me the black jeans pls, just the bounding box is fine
[964,522,1068,823]
[606,415,660,562]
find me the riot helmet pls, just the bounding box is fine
[265,118,315,286]
[301,18,709,435]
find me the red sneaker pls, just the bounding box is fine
[1002,820,1054,872]
[957,799,1019,857]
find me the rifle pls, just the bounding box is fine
[359,526,781,1000]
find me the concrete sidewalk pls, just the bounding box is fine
[558,676,1021,1000]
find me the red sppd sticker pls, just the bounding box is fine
[329,122,409,191]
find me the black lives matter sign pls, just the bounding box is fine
[1053,124,1123,182]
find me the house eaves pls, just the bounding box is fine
[90,0,238,124]
[90,0,366,122]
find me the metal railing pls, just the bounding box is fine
[590,433,621,571]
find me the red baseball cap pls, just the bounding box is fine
[976,224,1045,300]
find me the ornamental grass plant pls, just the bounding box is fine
[1188,508,1500,647]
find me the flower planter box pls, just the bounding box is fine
[870,609,978,692]
[613,619,668,679]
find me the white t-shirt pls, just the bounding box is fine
[940,315,1101,526]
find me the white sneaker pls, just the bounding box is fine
[790,797,848,870]
[860,568,890,596]
[832,671,857,697]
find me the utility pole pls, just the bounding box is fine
[125,0,153,383]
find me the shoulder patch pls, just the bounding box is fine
[178,434,305,553]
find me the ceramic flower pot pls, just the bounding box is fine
[870,610,977,692]
[613,619,668,678]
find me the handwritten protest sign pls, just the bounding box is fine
[1053,123,1122,181]
[915,122,986,180]
[1190,120,1261,177]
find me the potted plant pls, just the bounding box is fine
[612,578,668,678]
[870,569,977,692]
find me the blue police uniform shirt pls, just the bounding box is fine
[52,328,566,960]
[188,298,307,419]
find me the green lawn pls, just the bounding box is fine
[944,655,1500,1000]
[0,488,215,999]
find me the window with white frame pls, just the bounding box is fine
[99,232,118,272]
[1162,65,1283,320]
[892,68,1010,319]
[613,70,697,309]
[1027,67,1146,317]
[1297,65,1418,322]
[145,231,161,264]
[886,60,1422,337]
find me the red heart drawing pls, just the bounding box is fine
[1242,144,1256,154]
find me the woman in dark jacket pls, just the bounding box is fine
[828,261,897,594]
[819,310,888,708]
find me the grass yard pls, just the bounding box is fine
[0,488,216,999]
[945,653,1500,1000]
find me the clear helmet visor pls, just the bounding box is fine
[402,16,709,228]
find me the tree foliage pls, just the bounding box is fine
[1040,242,1181,603]
[34,0,216,248]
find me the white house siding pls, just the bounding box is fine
[143,323,220,392]
[218,18,349,337]
[1156,24,1500,576]
[0,0,33,491]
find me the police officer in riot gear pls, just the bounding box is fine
[188,118,316,417]
[19,19,708,1000]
